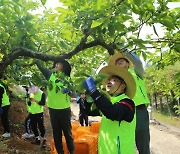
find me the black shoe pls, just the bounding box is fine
[31,138,40,145]
[42,140,47,148]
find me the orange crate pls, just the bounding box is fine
[90,122,100,134]
[71,122,80,131]
[50,139,57,154]
[74,135,98,154]
[75,126,91,139]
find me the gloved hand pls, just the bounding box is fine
[0,107,3,114]
[84,76,97,93]
[76,96,80,102]
[62,88,69,94]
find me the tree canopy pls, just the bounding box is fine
[0,0,179,108]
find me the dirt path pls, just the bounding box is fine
[150,122,180,154]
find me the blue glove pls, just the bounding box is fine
[0,107,3,114]
[62,88,69,94]
[84,76,97,93]
[76,96,80,102]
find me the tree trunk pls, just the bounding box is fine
[166,95,172,117]
[154,93,157,110]
[170,90,178,113]
[159,95,163,112]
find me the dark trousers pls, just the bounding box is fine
[49,107,74,154]
[136,107,150,154]
[79,113,88,126]
[1,105,10,133]
[25,114,31,134]
[30,112,45,137]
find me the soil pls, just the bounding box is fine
[0,100,180,154]
[0,99,52,154]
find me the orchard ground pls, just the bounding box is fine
[0,100,179,154]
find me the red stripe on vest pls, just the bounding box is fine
[120,101,133,111]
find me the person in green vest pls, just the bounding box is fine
[0,82,11,138]
[84,65,136,154]
[28,85,46,147]
[21,85,34,139]
[35,59,74,154]
[109,51,150,154]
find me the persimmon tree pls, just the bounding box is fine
[0,0,179,102]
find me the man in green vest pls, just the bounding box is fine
[0,82,11,138]
[28,85,46,147]
[36,59,74,154]
[84,66,136,154]
[109,51,150,154]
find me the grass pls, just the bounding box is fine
[152,111,180,129]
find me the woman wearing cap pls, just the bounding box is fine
[0,82,11,138]
[21,85,34,139]
[27,85,46,147]
[36,60,74,154]
[109,51,150,154]
[84,66,136,154]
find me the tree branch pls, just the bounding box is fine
[0,31,115,78]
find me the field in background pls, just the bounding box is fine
[152,111,180,129]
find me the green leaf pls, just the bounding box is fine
[131,5,140,14]
[56,86,60,93]
[60,41,68,49]
[86,94,93,103]
[161,19,174,29]
[48,82,53,91]
[41,0,46,5]
[58,13,67,22]
[96,73,108,79]
[141,51,147,61]
[56,7,68,13]
[114,22,126,31]
[133,0,142,6]
[108,24,115,36]
[74,72,89,77]
[91,19,104,28]
[76,81,86,93]
[133,39,147,50]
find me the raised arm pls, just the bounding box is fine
[84,77,135,122]
[124,50,144,79]
[35,60,52,80]
[91,90,135,122]
[38,92,46,106]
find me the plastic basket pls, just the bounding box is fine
[90,121,100,134]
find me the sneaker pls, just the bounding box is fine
[42,140,47,148]
[31,138,40,145]
[22,133,35,139]
[2,132,11,138]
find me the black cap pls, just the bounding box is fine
[54,59,71,77]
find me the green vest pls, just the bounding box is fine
[29,90,43,114]
[128,69,150,107]
[98,94,136,154]
[47,73,70,109]
[0,83,10,107]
